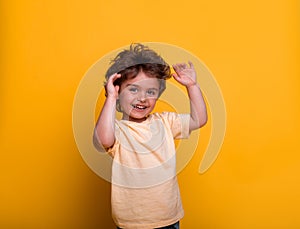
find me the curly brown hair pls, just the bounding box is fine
[105,43,171,97]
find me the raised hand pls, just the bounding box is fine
[172,61,197,88]
[173,61,207,131]
[105,73,121,98]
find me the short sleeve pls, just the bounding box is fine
[93,127,119,157]
[162,112,190,139]
[106,138,120,158]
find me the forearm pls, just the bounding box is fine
[187,83,208,131]
[94,96,117,149]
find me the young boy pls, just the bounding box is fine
[94,43,207,229]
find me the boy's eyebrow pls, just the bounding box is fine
[125,84,159,90]
[125,83,139,88]
[147,88,159,91]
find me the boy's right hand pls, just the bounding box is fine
[106,73,121,99]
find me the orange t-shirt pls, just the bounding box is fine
[107,112,190,229]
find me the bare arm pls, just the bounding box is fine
[172,62,208,132]
[186,83,207,130]
[94,73,121,150]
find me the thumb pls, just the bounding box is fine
[115,85,119,93]
[172,73,180,81]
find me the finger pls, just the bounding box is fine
[188,61,195,69]
[107,73,117,83]
[108,73,117,78]
[176,63,182,70]
[115,85,120,93]
[177,63,184,69]
[172,64,180,73]
[108,73,121,84]
[172,63,179,70]
[181,63,187,69]
[174,63,185,71]
[113,73,121,81]
[171,72,180,80]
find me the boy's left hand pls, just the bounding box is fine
[172,61,197,87]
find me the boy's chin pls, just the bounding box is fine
[128,113,149,122]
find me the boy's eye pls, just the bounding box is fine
[129,87,138,93]
[146,90,158,97]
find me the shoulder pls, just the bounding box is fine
[151,112,190,139]
[150,112,188,122]
[150,112,176,120]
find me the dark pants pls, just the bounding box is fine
[117,221,179,229]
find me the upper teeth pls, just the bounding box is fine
[134,105,146,109]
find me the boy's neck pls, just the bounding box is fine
[122,115,148,123]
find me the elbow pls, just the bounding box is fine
[195,119,207,129]
[199,116,208,128]
[93,130,113,152]
[191,115,208,130]
[199,110,208,128]
[93,133,105,152]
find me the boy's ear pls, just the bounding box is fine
[116,99,122,112]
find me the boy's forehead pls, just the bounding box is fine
[124,74,160,88]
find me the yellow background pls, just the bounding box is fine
[1,0,300,228]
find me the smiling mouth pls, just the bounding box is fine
[132,104,148,110]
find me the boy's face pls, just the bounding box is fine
[119,71,160,122]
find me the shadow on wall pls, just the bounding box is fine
[86,177,115,228]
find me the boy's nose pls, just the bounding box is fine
[137,92,146,102]
[137,97,146,102]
